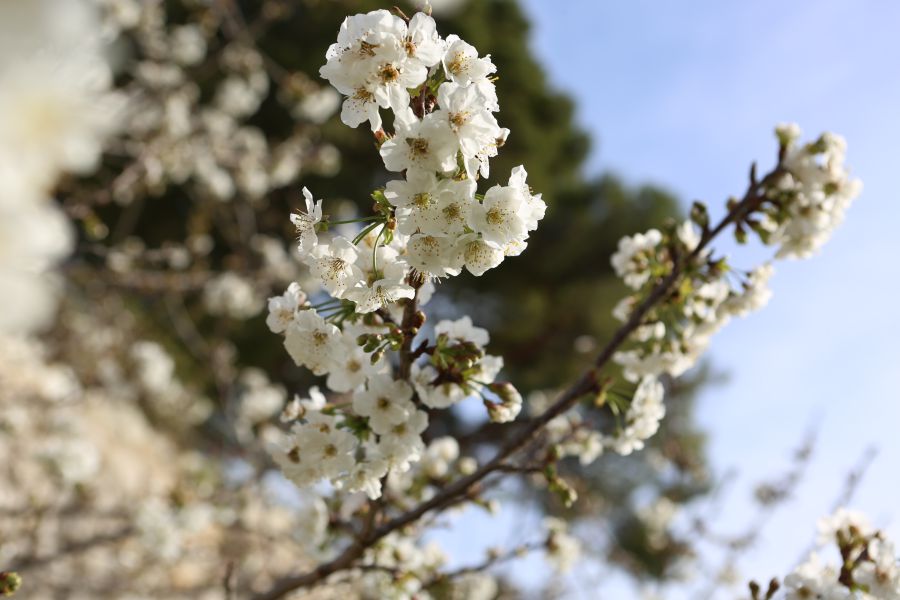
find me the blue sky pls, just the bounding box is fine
[432,1,900,597]
[518,0,900,594]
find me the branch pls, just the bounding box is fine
[253,175,771,600]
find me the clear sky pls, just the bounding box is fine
[516,0,900,595]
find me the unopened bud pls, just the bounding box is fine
[458,456,477,475]
[370,349,385,365]
[488,382,522,406]
[748,581,761,600]
[690,201,709,230]
[0,572,22,597]
[411,310,426,329]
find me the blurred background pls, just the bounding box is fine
[2,0,898,598]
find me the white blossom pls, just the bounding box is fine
[266,282,308,333]
[283,310,340,376]
[379,109,458,174]
[290,187,323,252]
[353,374,416,435]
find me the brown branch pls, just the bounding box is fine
[253,171,773,600]
[397,274,425,380]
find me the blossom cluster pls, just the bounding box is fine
[774,509,900,600]
[599,125,860,455]
[270,313,509,500]
[308,8,546,286]
[762,124,863,259]
[268,9,540,499]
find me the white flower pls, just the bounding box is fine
[817,508,874,546]
[284,310,340,375]
[464,127,508,180]
[203,273,262,319]
[169,25,207,66]
[507,166,546,232]
[353,374,415,435]
[319,10,435,131]
[406,233,463,278]
[272,431,324,487]
[345,261,414,313]
[442,35,496,88]
[611,229,663,290]
[327,333,386,393]
[604,375,665,455]
[676,219,701,251]
[378,409,428,472]
[379,109,458,174]
[562,429,604,466]
[776,122,802,146]
[131,340,176,395]
[420,437,460,478]
[338,84,383,131]
[386,172,474,237]
[437,82,501,158]
[722,263,774,318]
[343,455,390,499]
[290,187,323,253]
[295,422,357,479]
[459,234,504,276]
[402,12,444,68]
[435,315,489,347]
[764,129,862,259]
[854,538,900,599]
[266,282,307,333]
[281,386,327,422]
[783,553,849,600]
[305,236,365,298]
[485,382,522,423]
[544,517,581,573]
[469,181,529,247]
[411,363,467,409]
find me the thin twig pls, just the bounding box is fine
[252,171,774,600]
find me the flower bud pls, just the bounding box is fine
[370,349,385,365]
[458,456,477,475]
[0,571,22,596]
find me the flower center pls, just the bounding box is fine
[448,52,468,76]
[359,41,378,57]
[378,63,400,83]
[486,207,505,225]
[450,112,469,128]
[442,203,461,221]
[407,136,430,157]
[353,87,374,101]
